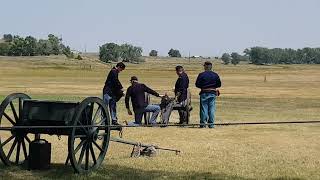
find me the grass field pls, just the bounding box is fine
[0,55,319,179]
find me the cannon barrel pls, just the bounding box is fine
[110,137,181,154]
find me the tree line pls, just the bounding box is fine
[244,47,320,65]
[99,43,143,63]
[0,34,74,58]
[149,49,182,58]
[221,52,249,65]
[2,33,320,65]
[222,47,320,65]
[99,44,184,63]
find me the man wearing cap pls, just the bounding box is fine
[174,65,189,124]
[195,61,221,128]
[103,62,126,125]
[125,76,161,126]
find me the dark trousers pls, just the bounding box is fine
[178,110,187,123]
[178,99,187,123]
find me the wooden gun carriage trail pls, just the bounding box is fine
[0,93,180,174]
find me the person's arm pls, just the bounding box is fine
[195,73,203,89]
[125,87,133,115]
[143,84,160,97]
[125,87,131,109]
[216,76,221,88]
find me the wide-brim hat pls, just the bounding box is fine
[130,76,138,81]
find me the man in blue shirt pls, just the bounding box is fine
[125,76,161,126]
[195,61,221,128]
[174,66,189,124]
[103,62,126,125]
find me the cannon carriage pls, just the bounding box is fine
[144,89,192,125]
[0,93,115,173]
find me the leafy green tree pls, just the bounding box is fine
[3,34,13,42]
[48,34,62,55]
[231,52,241,65]
[243,48,251,56]
[246,47,267,65]
[99,43,120,62]
[168,48,181,57]
[37,39,52,56]
[0,43,11,56]
[24,36,37,56]
[62,45,74,58]
[221,53,230,65]
[9,36,26,56]
[120,44,132,62]
[149,50,158,57]
[120,44,143,63]
[132,46,144,62]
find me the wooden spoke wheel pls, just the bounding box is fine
[0,93,31,166]
[68,97,110,173]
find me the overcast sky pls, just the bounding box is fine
[1,0,320,56]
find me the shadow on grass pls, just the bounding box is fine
[0,163,305,180]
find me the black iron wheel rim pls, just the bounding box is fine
[0,93,31,166]
[68,97,110,174]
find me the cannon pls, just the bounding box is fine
[171,89,192,124]
[144,89,192,125]
[0,93,115,173]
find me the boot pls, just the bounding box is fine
[112,121,120,125]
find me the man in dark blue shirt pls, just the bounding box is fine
[195,61,221,128]
[174,66,189,124]
[103,62,125,125]
[125,76,161,126]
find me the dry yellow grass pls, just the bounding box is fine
[0,56,319,179]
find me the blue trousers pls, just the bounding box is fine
[200,93,216,128]
[129,105,161,125]
[103,93,118,122]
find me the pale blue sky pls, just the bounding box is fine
[1,0,320,56]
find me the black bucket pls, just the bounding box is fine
[28,139,51,170]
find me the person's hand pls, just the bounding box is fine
[127,109,133,115]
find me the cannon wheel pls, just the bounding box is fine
[0,93,31,166]
[143,93,151,125]
[68,97,111,173]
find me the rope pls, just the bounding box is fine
[0,120,320,131]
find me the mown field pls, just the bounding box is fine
[0,55,319,180]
